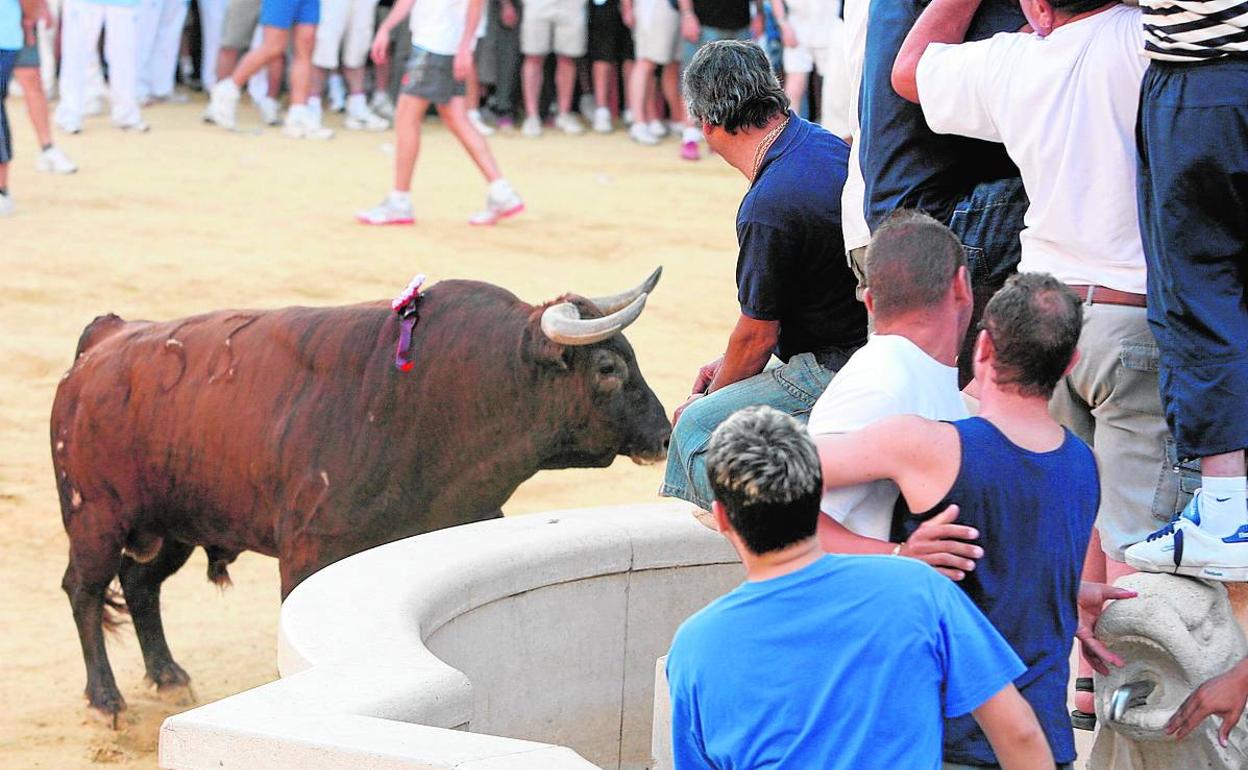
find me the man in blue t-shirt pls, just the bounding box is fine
[0,0,35,214]
[662,40,866,517]
[667,404,1054,770]
[815,273,1137,769]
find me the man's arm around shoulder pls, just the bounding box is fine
[892,0,986,102]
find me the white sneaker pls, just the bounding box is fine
[647,119,668,138]
[622,108,633,124]
[345,107,390,132]
[84,95,106,117]
[370,92,395,120]
[592,106,612,134]
[204,80,240,130]
[555,112,585,135]
[55,116,83,135]
[356,195,415,225]
[114,118,151,132]
[578,92,596,121]
[36,146,78,174]
[256,96,282,126]
[467,109,495,136]
[1124,492,1248,581]
[468,182,525,226]
[283,108,334,140]
[522,115,543,138]
[629,122,659,146]
[0,192,13,216]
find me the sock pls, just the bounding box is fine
[288,103,308,122]
[347,93,367,114]
[681,125,701,143]
[219,79,241,98]
[488,179,512,198]
[308,96,322,110]
[1199,476,1247,535]
[389,189,411,205]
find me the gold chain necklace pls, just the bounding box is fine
[750,115,791,182]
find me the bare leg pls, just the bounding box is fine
[393,93,431,191]
[783,70,807,111]
[289,23,316,105]
[266,52,283,98]
[215,45,239,84]
[0,162,8,191]
[15,67,53,148]
[466,65,481,110]
[626,57,653,122]
[1204,451,1247,478]
[521,54,542,119]
[311,65,327,99]
[230,25,289,87]
[554,54,575,114]
[439,96,501,182]
[343,64,365,95]
[660,61,682,122]
[618,59,632,116]
[592,59,613,109]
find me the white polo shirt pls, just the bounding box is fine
[808,334,968,541]
[915,5,1148,294]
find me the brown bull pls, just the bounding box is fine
[51,271,670,724]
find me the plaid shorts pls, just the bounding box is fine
[399,46,466,104]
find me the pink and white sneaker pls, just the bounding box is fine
[680,139,701,161]
[357,195,415,225]
[469,182,525,226]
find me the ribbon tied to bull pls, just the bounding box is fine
[391,274,426,372]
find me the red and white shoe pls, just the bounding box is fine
[469,182,525,226]
[357,195,415,225]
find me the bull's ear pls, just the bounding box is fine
[523,318,572,370]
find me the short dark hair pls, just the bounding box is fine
[682,40,790,134]
[981,273,1082,398]
[704,406,822,555]
[865,209,968,320]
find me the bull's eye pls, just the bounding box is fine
[599,363,618,377]
[592,350,629,394]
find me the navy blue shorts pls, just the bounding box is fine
[1138,57,1248,460]
[259,0,319,29]
[0,49,15,167]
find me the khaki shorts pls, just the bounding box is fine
[520,0,588,57]
[632,0,678,64]
[222,0,261,49]
[313,0,380,68]
[1049,302,1192,561]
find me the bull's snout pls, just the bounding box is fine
[629,426,670,465]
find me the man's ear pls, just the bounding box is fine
[862,287,876,319]
[974,328,993,366]
[954,265,973,304]
[711,501,731,534]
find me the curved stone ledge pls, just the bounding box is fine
[159,503,742,769]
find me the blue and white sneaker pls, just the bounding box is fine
[1124,490,1248,582]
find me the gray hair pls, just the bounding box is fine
[705,406,822,554]
[682,40,790,134]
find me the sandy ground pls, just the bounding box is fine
[0,97,748,769]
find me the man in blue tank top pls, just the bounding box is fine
[814,273,1128,769]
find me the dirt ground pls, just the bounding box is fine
[0,97,748,769]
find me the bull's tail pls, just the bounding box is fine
[101,581,130,634]
[75,313,127,360]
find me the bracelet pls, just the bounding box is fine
[891,542,904,557]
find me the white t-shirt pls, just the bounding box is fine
[839,0,871,253]
[411,0,474,55]
[916,6,1148,294]
[807,334,968,540]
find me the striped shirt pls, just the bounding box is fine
[1142,0,1248,61]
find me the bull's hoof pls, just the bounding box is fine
[84,693,127,731]
[154,681,197,706]
[147,662,195,705]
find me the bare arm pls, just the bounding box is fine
[454,0,485,78]
[891,0,984,103]
[973,685,1054,770]
[706,314,778,393]
[19,0,39,43]
[1167,659,1248,746]
[814,414,931,490]
[372,0,420,62]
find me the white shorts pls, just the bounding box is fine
[782,41,821,73]
[312,0,380,69]
[520,0,588,57]
[632,0,679,64]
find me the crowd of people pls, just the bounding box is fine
[660,17,1248,769]
[0,0,851,216]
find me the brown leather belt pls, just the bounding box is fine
[1067,284,1147,308]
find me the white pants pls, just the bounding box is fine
[246,24,269,102]
[818,16,850,139]
[137,0,189,99]
[198,0,227,88]
[312,0,378,70]
[56,0,142,127]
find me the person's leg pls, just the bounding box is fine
[152,0,191,97]
[554,54,575,115]
[136,0,162,101]
[659,58,680,120]
[55,0,101,131]
[15,67,54,148]
[393,93,430,191]
[625,57,651,124]
[311,0,348,111]
[287,23,315,104]
[104,4,145,127]
[521,54,543,121]
[215,45,239,81]
[0,50,15,203]
[439,96,502,182]
[200,0,227,87]
[662,353,836,511]
[591,59,613,108]
[231,25,289,86]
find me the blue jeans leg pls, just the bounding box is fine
[661,352,835,510]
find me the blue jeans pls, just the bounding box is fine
[945,175,1029,384]
[0,49,15,167]
[681,24,750,66]
[661,351,845,510]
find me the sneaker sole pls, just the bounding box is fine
[468,203,525,227]
[1124,554,1248,582]
[356,216,415,226]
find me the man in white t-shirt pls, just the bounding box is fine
[355,0,525,226]
[893,0,1186,728]
[808,209,983,579]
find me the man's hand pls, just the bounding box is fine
[680,11,700,43]
[501,0,519,27]
[1166,661,1248,746]
[371,27,392,64]
[902,505,982,581]
[1075,581,1137,675]
[619,0,633,26]
[749,12,763,38]
[672,393,704,426]
[690,356,723,395]
[778,20,798,48]
[453,45,473,81]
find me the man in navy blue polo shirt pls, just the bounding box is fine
[661,39,866,517]
[857,0,1028,380]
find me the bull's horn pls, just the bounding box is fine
[541,294,648,346]
[588,267,663,314]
